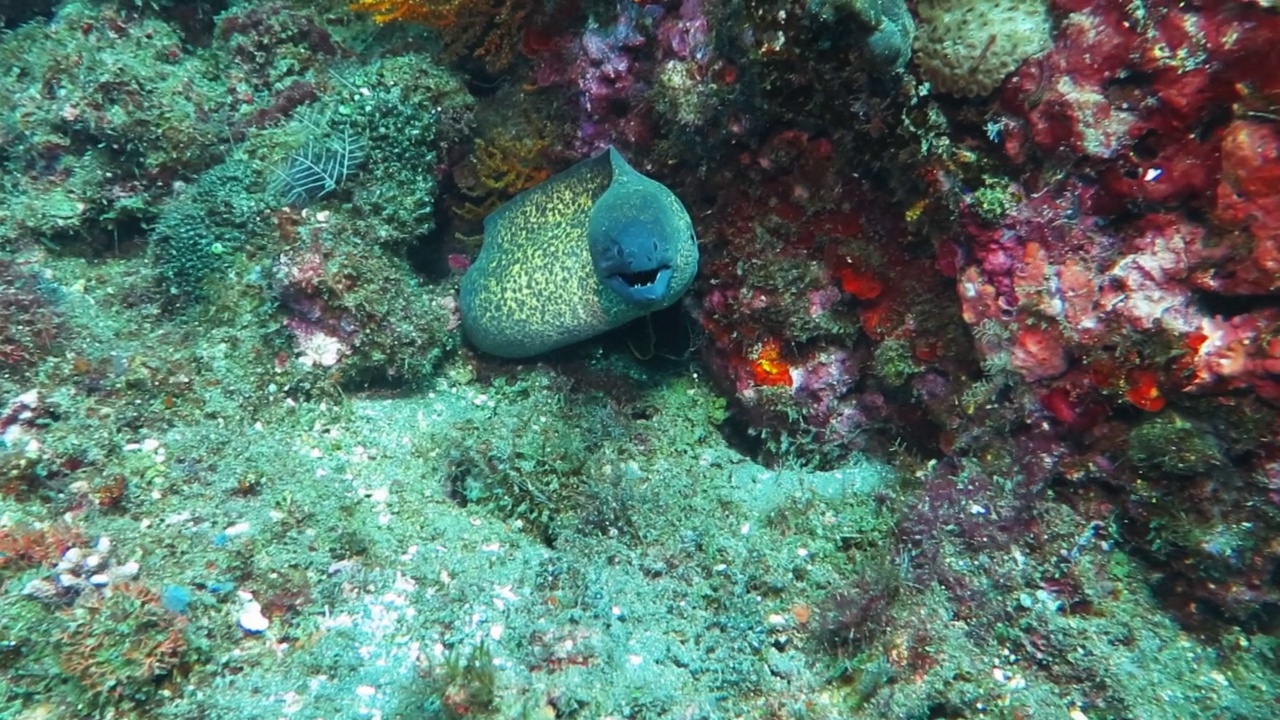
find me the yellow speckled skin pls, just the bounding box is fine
[459,148,698,358]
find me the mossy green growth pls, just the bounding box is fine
[1127,413,1225,475]
[57,584,204,713]
[151,160,270,300]
[744,254,861,346]
[435,383,631,545]
[266,215,461,389]
[324,248,460,387]
[421,642,497,719]
[0,574,65,710]
[0,578,206,715]
[331,55,474,253]
[970,179,1018,225]
[872,338,920,386]
[0,3,233,248]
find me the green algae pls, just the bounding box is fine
[1128,413,1225,476]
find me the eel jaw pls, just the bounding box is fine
[604,265,673,305]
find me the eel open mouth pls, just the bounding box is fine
[606,266,673,304]
[617,267,665,288]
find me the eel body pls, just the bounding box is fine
[459,148,698,358]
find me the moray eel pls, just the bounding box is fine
[459,147,699,358]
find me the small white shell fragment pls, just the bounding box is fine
[58,547,84,569]
[239,601,270,633]
[56,572,83,588]
[224,522,251,537]
[112,561,141,581]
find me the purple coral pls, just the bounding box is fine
[524,0,718,157]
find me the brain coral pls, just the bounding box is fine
[913,0,1052,97]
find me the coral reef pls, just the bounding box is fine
[4,0,1280,717]
[693,126,969,465]
[524,0,723,158]
[923,0,1280,630]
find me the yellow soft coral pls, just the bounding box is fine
[456,135,553,220]
[349,0,460,25]
[349,0,527,72]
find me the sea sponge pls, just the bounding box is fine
[814,0,916,74]
[913,0,1052,97]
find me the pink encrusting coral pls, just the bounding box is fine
[273,240,358,369]
[1186,312,1280,403]
[944,0,1280,407]
[1204,120,1280,295]
[523,0,718,157]
[916,0,1280,628]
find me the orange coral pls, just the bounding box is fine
[0,523,84,570]
[837,266,883,300]
[59,582,190,699]
[858,301,892,341]
[1125,368,1166,412]
[751,339,793,388]
[1010,325,1068,382]
[349,0,529,72]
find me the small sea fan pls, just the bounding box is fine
[269,129,367,207]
